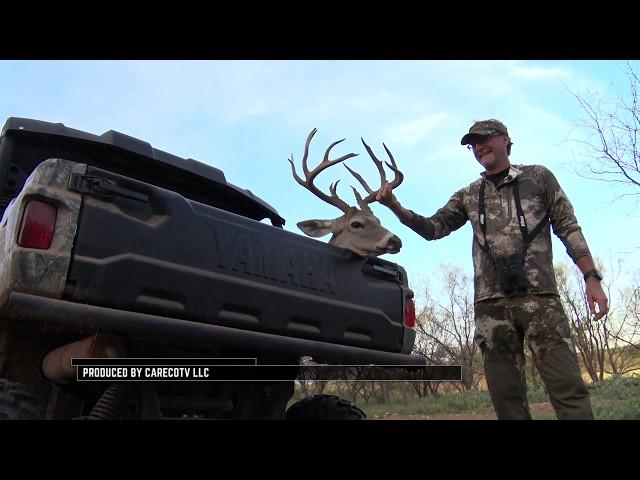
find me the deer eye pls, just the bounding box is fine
[351,221,364,229]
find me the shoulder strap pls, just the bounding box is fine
[476,180,493,258]
[512,179,548,244]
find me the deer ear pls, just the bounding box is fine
[297,219,334,238]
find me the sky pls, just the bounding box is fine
[1,60,638,301]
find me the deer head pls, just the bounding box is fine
[289,128,404,257]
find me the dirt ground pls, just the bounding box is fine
[374,402,555,420]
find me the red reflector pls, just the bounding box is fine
[404,298,416,328]
[17,200,57,249]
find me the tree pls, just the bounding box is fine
[625,285,640,351]
[412,265,482,392]
[410,285,448,397]
[556,263,607,382]
[555,259,640,382]
[569,61,640,202]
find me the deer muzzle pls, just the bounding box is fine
[376,233,402,254]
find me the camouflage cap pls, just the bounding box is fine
[460,119,509,145]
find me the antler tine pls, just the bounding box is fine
[360,138,388,204]
[322,138,357,166]
[350,186,373,215]
[361,138,387,183]
[383,143,404,188]
[290,129,357,213]
[289,155,308,188]
[329,180,350,208]
[344,164,374,195]
[356,139,404,204]
[301,128,318,178]
[307,137,358,184]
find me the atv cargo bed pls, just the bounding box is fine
[64,165,414,354]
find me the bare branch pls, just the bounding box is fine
[567,64,640,198]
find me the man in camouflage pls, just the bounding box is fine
[377,119,608,420]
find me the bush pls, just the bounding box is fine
[590,376,640,401]
[594,401,640,420]
[527,383,550,404]
[299,376,640,419]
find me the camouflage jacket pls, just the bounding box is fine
[401,164,592,303]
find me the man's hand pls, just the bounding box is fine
[586,278,608,320]
[376,181,400,210]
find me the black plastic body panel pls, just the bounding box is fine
[5,292,425,366]
[66,166,412,353]
[0,117,283,226]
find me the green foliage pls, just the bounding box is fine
[361,389,496,417]
[590,376,640,420]
[526,383,551,404]
[589,375,640,400]
[594,402,640,420]
[306,376,640,419]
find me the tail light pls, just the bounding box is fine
[404,297,416,328]
[17,199,57,250]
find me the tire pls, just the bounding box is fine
[0,379,43,420]
[286,395,366,420]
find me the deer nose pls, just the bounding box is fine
[385,235,402,253]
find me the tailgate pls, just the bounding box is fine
[65,166,413,353]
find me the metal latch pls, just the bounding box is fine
[69,174,149,202]
[363,263,401,282]
[372,264,401,280]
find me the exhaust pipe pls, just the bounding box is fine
[41,333,126,385]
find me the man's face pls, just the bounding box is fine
[468,133,509,171]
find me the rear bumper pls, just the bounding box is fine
[4,292,426,367]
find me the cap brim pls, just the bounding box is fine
[460,133,488,145]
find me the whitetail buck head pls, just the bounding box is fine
[289,128,404,257]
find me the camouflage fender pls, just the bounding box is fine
[0,158,85,312]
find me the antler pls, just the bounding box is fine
[344,138,404,211]
[289,128,359,213]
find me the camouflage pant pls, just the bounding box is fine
[474,294,593,420]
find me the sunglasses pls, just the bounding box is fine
[466,132,504,150]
